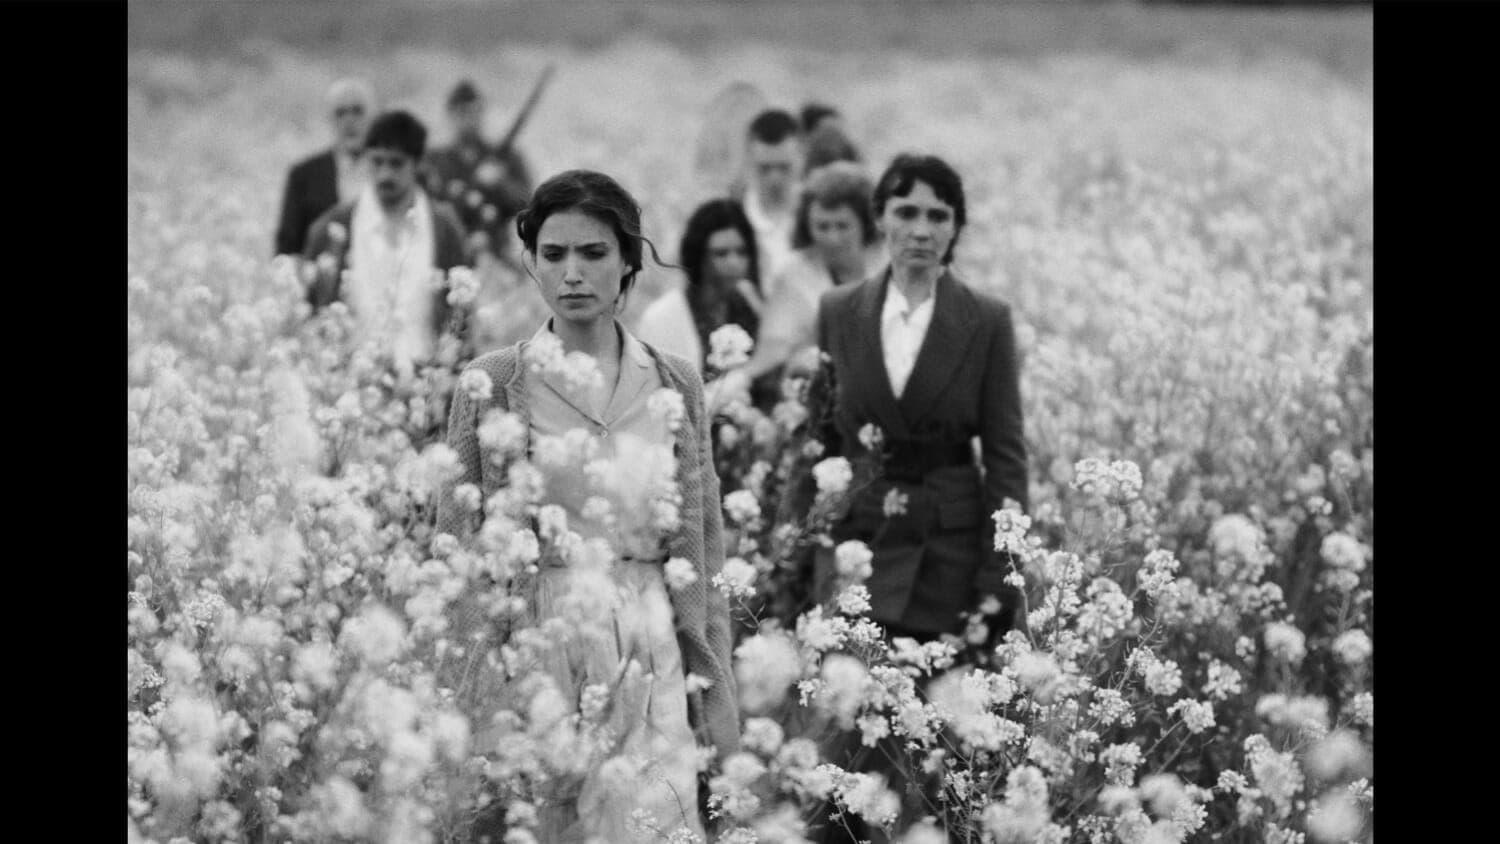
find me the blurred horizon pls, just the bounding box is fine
[129,0,1371,86]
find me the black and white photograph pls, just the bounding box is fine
[127,0,1374,841]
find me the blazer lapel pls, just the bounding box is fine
[896,270,979,430]
[846,270,911,440]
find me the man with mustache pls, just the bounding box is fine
[302,110,472,376]
[274,78,377,257]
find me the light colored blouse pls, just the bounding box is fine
[745,246,885,380]
[634,284,702,374]
[880,275,937,399]
[524,320,672,559]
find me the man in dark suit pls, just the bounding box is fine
[302,110,472,374]
[804,153,1029,842]
[423,79,534,265]
[274,78,376,257]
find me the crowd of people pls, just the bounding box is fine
[276,75,1029,843]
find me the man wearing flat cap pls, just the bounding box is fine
[275,78,376,257]
[303,110,473,377]
[423,79,534,266]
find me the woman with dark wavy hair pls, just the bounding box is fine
[437,169,737,842]
[806,153,1030,842]
[636,197,764,376]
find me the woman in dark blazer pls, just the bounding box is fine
[809,152,1030,644]
[806,152,1032,843]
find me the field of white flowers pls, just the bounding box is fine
[128,29,1372,844]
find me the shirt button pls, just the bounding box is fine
[599,427,610,438]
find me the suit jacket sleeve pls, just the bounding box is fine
[809,295,843,457]
[302,212,340,309]
[973,301,1030,599]
[275,165,305,257]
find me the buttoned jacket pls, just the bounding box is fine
[810,267,1029,634]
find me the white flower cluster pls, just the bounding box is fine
[1255,693,1329,737]
[982,766,1068,844]
[1071,458,1144,502]
[1331,629,1371,666]
[663,557,698,591]
[1137,549,1181,604]
[992,507,1033,554]
[445,266,480,307]
[1304,728,1371,782]
[1127,648,1183,697]
[707,324,754,371]
[1344,692,1373,728]
[722,489,762,526]
[522,331,605,393]
[822,768,901,827]
[712,557,758,600]
[733,631,801,714]
[1262,621,1307,665]
[795,606,851,653]
[647,387,687,433]
[1319,531,1367,572]
[927,669,1024,754]
[833,540,873,582]
[812,457,853,496]
[1243,734,1306,821]
[456,367,493,403]
[1167,698,1217,734]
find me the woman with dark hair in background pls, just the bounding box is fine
[805,152,1031,842]
[802,122,861,175]
[438,169,738,842]
[636,197,765,374]
[799,101,842,136]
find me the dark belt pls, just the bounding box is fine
[881,439,974,483]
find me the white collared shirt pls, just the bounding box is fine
[334,148,365,203]
[743,186,796,286]
[635,283,703,374]
[881,280,935,399]
[345,186,439,374]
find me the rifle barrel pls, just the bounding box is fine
[496,64,556,156]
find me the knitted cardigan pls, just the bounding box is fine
[435,337,740,761]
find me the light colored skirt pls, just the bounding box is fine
[531,559,707,844]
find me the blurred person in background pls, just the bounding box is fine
[800,101,843,136]
[437,169,738,842]
[736,161,882,392]
[303,110,471,377]
[803,153,1030,843]
[802,121,862,175]
[274,77,375,257]
[637,198,779,406]
[424,78,535,266]
[732,108,802,281]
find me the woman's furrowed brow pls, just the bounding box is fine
[538,240,610,249]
